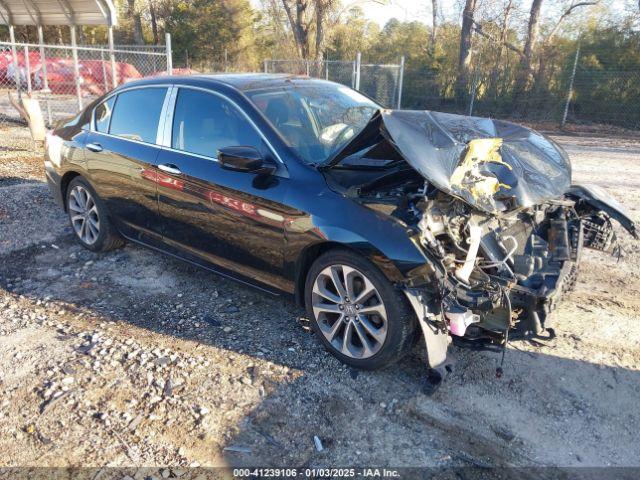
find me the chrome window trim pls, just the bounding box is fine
[165,85,285,166]
[161,146,222,163]
[156,86,175,145]
[160,86,178,148]
[86,83,286,169]
[88,131,164,150]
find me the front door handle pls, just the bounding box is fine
[86,142,103,152]
[158,163,182,175]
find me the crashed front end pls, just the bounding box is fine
[325,110,637,381]
[403,185,620,374]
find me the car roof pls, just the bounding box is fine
[119,73,331,94]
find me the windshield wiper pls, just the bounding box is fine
[329,158,404,171]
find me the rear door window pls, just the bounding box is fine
[109,87,167,143]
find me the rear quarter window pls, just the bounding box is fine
[94,96,115,133]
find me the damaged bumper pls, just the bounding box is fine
[403,182,636,372]
[325,108,637,377]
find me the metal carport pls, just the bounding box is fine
[0,0,118,108]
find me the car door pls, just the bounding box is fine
[155,87,292,292]
[85,86,169,244]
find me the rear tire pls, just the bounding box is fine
[304,248,417,370]
[66,176,124,252]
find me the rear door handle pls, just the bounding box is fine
[158,163,182,175]
[86,142,103,152]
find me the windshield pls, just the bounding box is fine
[246,81,379,164]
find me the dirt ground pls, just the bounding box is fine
[1,124,639,476]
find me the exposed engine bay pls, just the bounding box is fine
[322,109,638,387]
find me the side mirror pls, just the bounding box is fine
[218,146,277,175]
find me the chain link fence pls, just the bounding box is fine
[0,39,170,140]
[264,56,404,109]
[264,59,356,83]
[566,68,640,129]
[359,62,403,110]
[400,42,640,131]
[3,35,637,158]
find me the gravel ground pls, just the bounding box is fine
[1,125,639,475]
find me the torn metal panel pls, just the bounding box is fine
[382,110,572,213]
[403,288,453,371]
[567,183,638,239]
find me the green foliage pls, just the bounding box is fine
[571,26,640,127]
[165,0,260,70]
[327,7,380,60]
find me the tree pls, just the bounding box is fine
[455,0,477,102]
[165,0,259,69]
[280,0,336,60]
[315,0,333,61]
[327,6,379,59]
[497,0,514,63]
[513,0,544,98]
[514,0,599,98]
[128,0,145,45]
[281,0,312,59]
[431,0,438,46]
[148,0,160,44]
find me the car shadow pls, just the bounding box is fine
[0,177,42,187]
[1,233,639,472]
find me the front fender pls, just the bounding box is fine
[283,197,430,286]
[308,225,421,283]
[567,183,638,239]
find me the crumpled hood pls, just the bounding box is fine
[333,110,573,213]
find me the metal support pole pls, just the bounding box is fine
[108,26,117,88]
[355,52,361,90]
[37,25,49,91]
[264,59,268,73]
[100,49,108,93]
[325,58,329,80]
[38,25,52,126]
[224,48,228,72]
[165,32,172,75]
[305,60,310,76]
[351,60,356,88]
[397,56,405,109]
[24,45,32,94]
[468,69,479,116]
[69,25,83,110]
[561,44,580,129]
[9,25,21,97]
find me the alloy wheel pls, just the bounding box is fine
[311,264,388,359]
[68,185,100,245]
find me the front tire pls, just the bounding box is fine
[304,249,417,370]
[66,176,124,252]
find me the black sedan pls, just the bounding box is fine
[45,74,636,381]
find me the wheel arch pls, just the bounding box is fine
[60,171,83,211]
[292,240,407,308]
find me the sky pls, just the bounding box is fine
[356,0,456,27]
[252,1,635,30]
[354,0,633,27]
